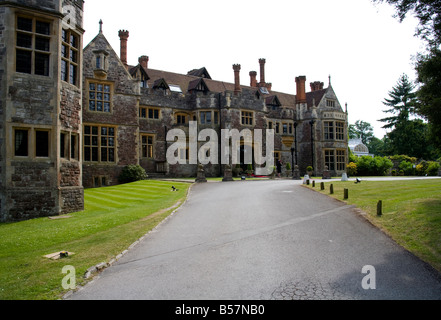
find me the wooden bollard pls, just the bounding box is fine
[312,180,315,187]
[320,182,325,190]
[377,200,383,216]
[330,184,334,194]
[306,179,310,185]
[344,188,348,199]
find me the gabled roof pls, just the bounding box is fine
[306,88,327,108]
[265,95,281,107]
[188,77,210,93]
[133,66,296,109]
[129,64,150,80]
[152,78,170,90]
[187,67,212,79]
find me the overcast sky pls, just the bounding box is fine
[82,0,424,139]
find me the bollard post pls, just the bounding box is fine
[377,200,383,216]
[312,180,315,187]
[330,184,334,194]
[320,182,324,190]
[344,188,348,200]
[306,179,310,185]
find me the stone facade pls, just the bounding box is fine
[0,1,348,222]
[0,0,84,221]
[82,28,348,184]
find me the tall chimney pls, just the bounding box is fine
[118,30,129,68]
[295,76,307,104]
[139,55,149,70]
[259,58,266,86]
[249,71,257,87]
[233,64,241,95]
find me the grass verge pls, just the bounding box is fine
[0,180,190,300]
[305,178,441,274]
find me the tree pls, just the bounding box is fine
[415,48,441,149]
[372,0,441,151]
[349,120,374,145]
[378,74,417,129]
[385,119,434,158]
[367,136,386,156]
[372,0,441,47]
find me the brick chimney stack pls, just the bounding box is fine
[295,76,307,104]
[118,30,129,68]
[310,81,324,92]
[259,58,266,86]
[249,71,257,87]
[139,55,149,70]
[233,64,241,95]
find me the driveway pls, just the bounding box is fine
[69,179,441,300]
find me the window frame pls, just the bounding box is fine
[336,149,346,171]
[324,149,336,171]
[15,15,52,77]
[141,134,154,159]
[139,106,161,120]
[88,81,113,113]
[324,121,335,140]
[241,111,254,126]
[83,124,116,163]
[14,128,30,157]
[61,28,80,86]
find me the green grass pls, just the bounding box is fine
[306,179,441,273]
[0,180,190,300]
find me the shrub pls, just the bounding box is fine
[306,166,313,172]
[286,162,291,171]
[346,162,357,176]
[416,161,428,176]
[426,161,440,176]
[356,156,393,176]
[118,165,148,183]
[399,161,414,176]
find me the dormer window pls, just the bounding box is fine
[93,49,109,78]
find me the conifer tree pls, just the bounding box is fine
[378,74,417,129]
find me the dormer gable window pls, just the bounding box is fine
[188,78,209,94]
[92,49,109,78]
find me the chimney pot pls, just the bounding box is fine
[296,76,307,104]
[233,64,241,95]
[139,55,149,70]
[118,30,129,68]
[249,71,257,87]
[259,58,266,86]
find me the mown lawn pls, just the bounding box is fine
[306,178,441,274]
[0,180,190,300]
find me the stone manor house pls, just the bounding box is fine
[0,0,348,222]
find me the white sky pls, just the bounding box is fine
[82,0,424,139]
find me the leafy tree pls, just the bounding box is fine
[371,0,441,47]
[378,74,417,129]
[348,120,374,145]
[385,119,431,158]
[415,48,441,149]
[372,0,441,152]
[367,137,386,156]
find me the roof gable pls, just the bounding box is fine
[187,67,212,79]
[188,78,210,93]
[152,78,170,90]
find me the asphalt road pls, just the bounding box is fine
[69,179,441,300]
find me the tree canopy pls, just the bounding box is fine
[372,0,441,151]
[378,74,417,129]
[349,120,374,145]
